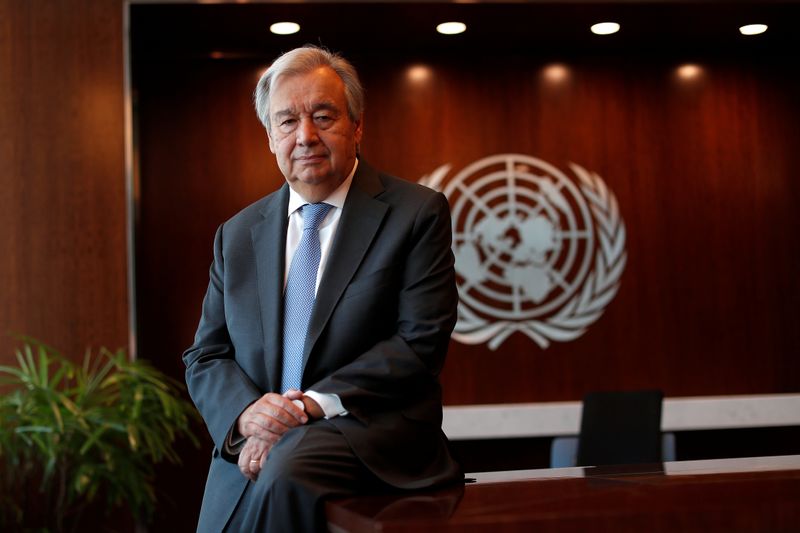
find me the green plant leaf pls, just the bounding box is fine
[2,337,201,529]
[79,426,109,455]
[45,395,65,433]
[37,344,50,387]
[0,364,25,378]
[50,362,69,389]
[14,425,55,434]
[15,346,32,380]
[126,424,139,451]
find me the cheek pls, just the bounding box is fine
[275,137,295,157]
[326,130,356,152]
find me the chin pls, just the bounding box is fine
[300,171,338,186]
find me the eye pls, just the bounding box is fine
[277,118,297,132]
[314,114,334,126]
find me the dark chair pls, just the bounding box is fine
[550,433,675,468]
[551,390,669,467]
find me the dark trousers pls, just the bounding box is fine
[223,420,384,532]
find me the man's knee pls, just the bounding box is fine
[258,456,306,494]
[256,422,362,496]
[255,426,315,490]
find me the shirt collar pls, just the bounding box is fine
[287,158,358,217]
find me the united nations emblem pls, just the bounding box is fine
[419,154,626,350]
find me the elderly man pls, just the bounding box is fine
[183,45,461,532]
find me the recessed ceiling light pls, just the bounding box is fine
[543,64,570,83]
[591,22,620,36]
[739,24,768,36]
[676,64,703,81]
[437,22,467,35]
[270,22,300,36]
[407,65,432,82]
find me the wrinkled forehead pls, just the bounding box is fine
[269,67,347,111]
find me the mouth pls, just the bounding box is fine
[294,154,328,164]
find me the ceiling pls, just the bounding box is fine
[130,1,800,61]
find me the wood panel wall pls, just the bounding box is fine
[358,56,800,404]
[3,0,798,530]
[135,54,800,406]
[0,0,128,364]
[134,49,800,529]
[0,0,129,529]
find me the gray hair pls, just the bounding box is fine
[254,46,364,132]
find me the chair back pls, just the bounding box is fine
[576,389,664,467]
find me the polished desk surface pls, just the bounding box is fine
[326,455,800,532]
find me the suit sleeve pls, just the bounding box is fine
[182,224,262,455]
[308,191,457,422]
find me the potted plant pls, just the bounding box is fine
[0,339,200,532]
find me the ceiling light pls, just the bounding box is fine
[407,65,432,83]
[676,64,703,81]
[739,24,767,36]
[542,64,570,83]
[437,22,467,35]
[591,22,620,36]
[270,22,300,36]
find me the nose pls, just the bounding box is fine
[295,117,319,146]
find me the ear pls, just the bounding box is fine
[353,114,364,145]
[267,128,277,154]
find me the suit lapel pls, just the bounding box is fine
[251,185,289,393]
[303,163,388,367]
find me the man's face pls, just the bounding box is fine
[267,66,363,203]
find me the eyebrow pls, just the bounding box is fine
[310,102,339,114]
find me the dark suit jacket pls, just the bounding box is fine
[183,161,461,532]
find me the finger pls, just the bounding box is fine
[240,408,299,438]
[241,422,284,445]
[242,407,306,440]
[238,449,257,480]
[283,388,303,400]
[283,389,309,415]
[243,411,292,437]
[250,393,307,425]
[248,457,261,479]
[245,438,272,479]
[237,394,307,439]
[238,439,267,481]
[266,392,308,424]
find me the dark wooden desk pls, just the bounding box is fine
[326,455,800,532]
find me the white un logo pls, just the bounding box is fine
[420,154,627,350]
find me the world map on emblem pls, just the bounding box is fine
[420,154,627,350]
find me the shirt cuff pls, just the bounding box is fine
[304,390,348,419]
[224,426,246,455]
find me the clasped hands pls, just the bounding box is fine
[236,389,323,481]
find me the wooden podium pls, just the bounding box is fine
[327,455,800,532]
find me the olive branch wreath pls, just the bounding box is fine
[420,160,626,350]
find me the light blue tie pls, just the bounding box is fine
[281,202,333,393]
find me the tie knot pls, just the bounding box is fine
[301,203,333,231]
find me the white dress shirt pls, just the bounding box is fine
[226,162,358,452]
[284,159,358,419]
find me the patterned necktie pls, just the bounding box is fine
[281,202,333,392]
